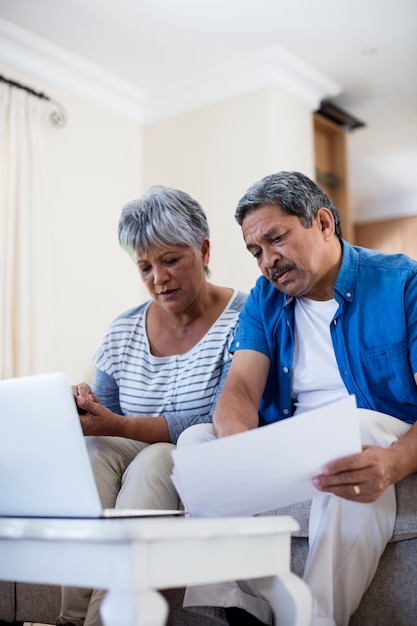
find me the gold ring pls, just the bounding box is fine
[353,484,361,496]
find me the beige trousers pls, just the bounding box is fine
[56,437,178,626]
[179,410,410,626]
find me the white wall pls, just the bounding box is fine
[143,86,314,293]
[1,62,145,383]
[1,65,315,382]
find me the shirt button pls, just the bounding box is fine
[346,292,352,298]
[235,341,240,347]
[283,367,289,374]
[283,408,290,415]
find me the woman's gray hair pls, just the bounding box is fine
[235,171,343,239]
[118,186,211,274]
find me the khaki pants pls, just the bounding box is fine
[57,437,178,626]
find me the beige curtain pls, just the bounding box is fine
[0,82,47,379]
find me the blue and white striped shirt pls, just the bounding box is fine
[93,290,246,442]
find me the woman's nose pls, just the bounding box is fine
[152,265,169,284]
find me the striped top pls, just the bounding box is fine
[92,290,247,443]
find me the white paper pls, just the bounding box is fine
[171,395,361,517]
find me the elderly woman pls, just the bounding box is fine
[57,186,246,626]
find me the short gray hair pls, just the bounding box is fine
[118,186,210,273]
[235,171,342,239]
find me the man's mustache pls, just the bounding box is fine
[269,263,296,281]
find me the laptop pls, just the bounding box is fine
[0,371,184,519]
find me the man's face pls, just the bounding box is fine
[241,203,337,301]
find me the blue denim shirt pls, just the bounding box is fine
[231,240,417,427]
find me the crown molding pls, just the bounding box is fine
[143,44,341,124]
[0,18,145,122]
[0,18,341,125]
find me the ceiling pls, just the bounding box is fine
[0,0,416,222]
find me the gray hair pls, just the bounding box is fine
[235,171,342,239]
[118,186,211,274]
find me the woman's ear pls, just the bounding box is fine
[201,237,210,266]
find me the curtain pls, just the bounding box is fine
[0,82,47,379]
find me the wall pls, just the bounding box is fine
[143,86,314,293]
[1,67,315,382]
[1,62,144,383]
[355,215,417,260]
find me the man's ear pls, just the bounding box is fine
[317,207,335,237]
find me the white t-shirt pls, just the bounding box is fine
[292,296,348,413]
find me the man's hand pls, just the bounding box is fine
[312,445,401,502]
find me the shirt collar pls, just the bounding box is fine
[281,239,357,307]
[334,239,358,303]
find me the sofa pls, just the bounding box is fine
[1,473,417,625]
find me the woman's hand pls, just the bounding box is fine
[72,383,99,405]
[76,396,124,437]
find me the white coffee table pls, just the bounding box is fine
[0,515,311,626]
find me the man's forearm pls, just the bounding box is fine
[390,420,417,482]
[213,388,259,438]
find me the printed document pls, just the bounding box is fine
[171,395,361,517]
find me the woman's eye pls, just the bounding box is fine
[139,265,151,274]
[164,258,179,265]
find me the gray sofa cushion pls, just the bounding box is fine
[0,581,15,622]
[350,537,417,625]
[15,582,61,624]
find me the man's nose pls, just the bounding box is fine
[261,247,280,270]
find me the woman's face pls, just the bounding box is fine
[136,239,210,313]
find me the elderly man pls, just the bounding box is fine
[180,171,417,626]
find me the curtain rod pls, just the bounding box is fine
[0,73,67,128]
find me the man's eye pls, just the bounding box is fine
[272,233,286,244]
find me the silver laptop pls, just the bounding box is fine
[0,371,184,519]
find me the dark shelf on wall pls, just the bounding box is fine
[313,111,354,242]
[316,99,366,132]
[315,169,344,189]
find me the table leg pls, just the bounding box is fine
[254,574,312,626]
[100,587,169,626]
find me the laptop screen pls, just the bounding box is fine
[0,372,103,518]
